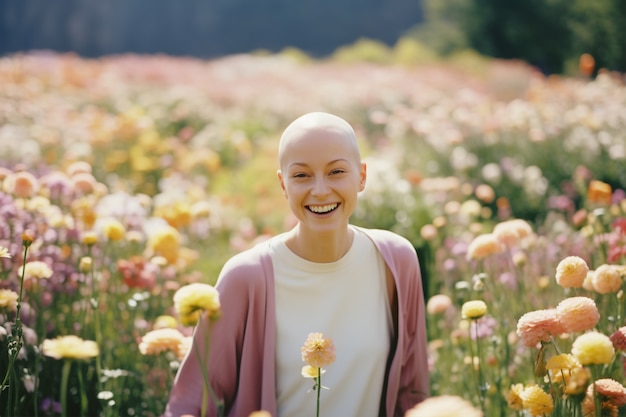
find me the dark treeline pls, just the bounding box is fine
[1,0,624,74]
[0,0,423,58]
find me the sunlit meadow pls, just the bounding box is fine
[0,45,625,416]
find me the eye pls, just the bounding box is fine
[292,172,308,178]
[330,168,346,175]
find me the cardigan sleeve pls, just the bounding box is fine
[163,246,272,417]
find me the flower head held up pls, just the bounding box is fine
[173,283,221,326]
[555,256,588,288]
[42,335,99,360]
[301,332,336,369]
[461,300,488,320]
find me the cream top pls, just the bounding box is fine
[271,226,392,417]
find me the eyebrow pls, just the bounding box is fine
[288,158,351,168]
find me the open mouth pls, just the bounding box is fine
[307,203,339,214]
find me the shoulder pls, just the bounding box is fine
[216,238,274,291]
[355,226,415,254]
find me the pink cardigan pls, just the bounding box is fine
[163,227,429,417]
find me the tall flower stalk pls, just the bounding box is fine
[301,332,336,417]
[173,283,222,417]
[1,233,33,416]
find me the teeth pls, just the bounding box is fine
[309,204,338,213]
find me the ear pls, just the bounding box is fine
[359,162,367,192]
[277,169,287,198]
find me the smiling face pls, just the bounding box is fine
[277,112,366,236]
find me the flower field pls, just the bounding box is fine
[1,50,626,416]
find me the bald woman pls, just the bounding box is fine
[164,112,429,417]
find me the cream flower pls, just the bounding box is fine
[301,332,336,368]
[0,289,19,311]
[138,328,185,356]
[0,246,10,258]
[405,395,483,417]
[493,219,533,247]
[556,296,600,333]
[555,256,589,288]
[591,264,623,294]
[301,365,326,379]
[571,331,615,365]
[23,261,53,280]
[173,283,221,326]
[461,300,488,320]
[427,294,453,315]
[42,335,99,360]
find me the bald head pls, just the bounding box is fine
[278,112,361,170]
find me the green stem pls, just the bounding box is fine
[316,368,321,417]
[61,360,72,417]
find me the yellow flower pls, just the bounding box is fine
[571,331,615,365]
[101,218,126,241]
[154,315,179,329]
[507,383,525,411]
[0,246,10,258]
[147,225,180,264]
[81,231,98,246]
[0,289,19,311]
[461,300,488,320]
[24,261,53,280]
[301,365,326,379]
[79,256,93,273]
[555,256,589,288]
[42,336,99,360]
[521,385,554,417]
[405,395,483,417]
[301,332,336,368]
[138,328,185,356]
[173,283,221,326]
[545,353,582,384]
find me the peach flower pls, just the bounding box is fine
[591,264,623,294]
[588,378,626,407]
[404,395,482,417]
[4,171,39,198]
[516,309,565,347]
[301,332,336,368]
[466,233,503,260]
[427,294,453,315]
[556,296,600,333]
[555,256,589,288]
[493,219,533,247]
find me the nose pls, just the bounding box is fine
[311,176,330,197]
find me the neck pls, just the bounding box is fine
[284,225,354,263]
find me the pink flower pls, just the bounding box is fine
[301,332,336,368]
[516,309,565,348]
[591,264,623,294]
[426,294,453,315]
[555,256,588,288]
[610,327,626,351]
[556,297,600,333]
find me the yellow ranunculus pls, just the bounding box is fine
[571,331,615,365]
[42,336,99,360]
[173,283,221,326]
[461,300,488,320]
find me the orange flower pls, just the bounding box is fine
[591,264,623,294]
[555,256,589,288]
[301,332,336,369]
[556,296,600,333]
[571,331,615,365]
[466,233,503,260]
[516,309,565,348]
[587,180,612,205]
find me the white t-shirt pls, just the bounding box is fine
[271,227,392,417]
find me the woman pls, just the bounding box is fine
[163,112,429,417]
